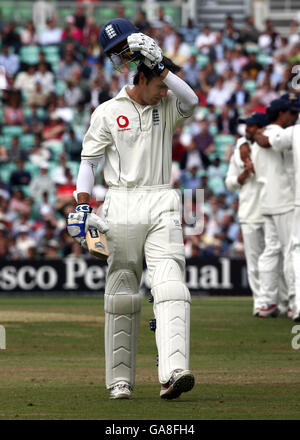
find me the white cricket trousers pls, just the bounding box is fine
[290,206,300,316]
[240,223,265,312]
[258,210,295,309]
[102,185,191,389]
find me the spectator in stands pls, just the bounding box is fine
[210,31,225,63]
[8,136,27,163]
[223,29,239,53]
[9,189,31,217]
[151,6,173,30]
[207,157,227,181]
[20,21,38,46]
[34,62,54,95]
[180,165,202,191]
[14,64,37,94]
[182,54,201,88]
[217,105,238,135]
[64,79,83,107]
[27,81,48,107]
[23,105,46,135]
[51,153,74,186]
[228,79,250,108]
[193,119,215,168]
[82,17,100,48]
[253,78,278,107]
[1,22,21,53]
[242,52,263,80]
[71,102,90,138]
[258,19,280,55]
[73,6,86,30]
[55,167,76,212]
[62,15,83,45]
[42,113,65,143]
[239,16,259,44]
[180,135,204,173]
[38,17,62,46]
[64,128,82,162]
[195,24,216,57]
[9,159,31,187]
[164,32,191,66]
[15,226,37,258]
[180,18,199,45]
[29,161,55,200]
[29,133,51,165]
[0,45,20,76]
[37,221,57,257]
[134,9,151,34]
[161,22,177,55]
[207,76,231,108]
[56,51,81,82]
[3,92,24,125]
[39,191,54,220]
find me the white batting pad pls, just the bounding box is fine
[151,259,191,384]
[104,270,141,389]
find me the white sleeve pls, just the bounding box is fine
[269,126,294,152]
[225,150,242,192]
[163,70,198,115]
[76,158,100,195]
[81,104,113,159]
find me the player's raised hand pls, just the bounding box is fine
[127,32,163,69]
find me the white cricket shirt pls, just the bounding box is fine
[252,124,294,215]
[225,136,263,223]
[81,85,193,187]
[269,124,300,206]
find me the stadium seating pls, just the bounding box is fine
[19,46,40,65]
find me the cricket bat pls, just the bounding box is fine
[86,228,109,260]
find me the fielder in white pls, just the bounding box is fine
[253,95,300,321]
[225,113,267,316]
[67,19,198,400]
[252,97,298,318]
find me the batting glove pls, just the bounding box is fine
[67,204,109,248]
[127,32,163,70]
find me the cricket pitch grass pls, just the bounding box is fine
[0,295,299,420]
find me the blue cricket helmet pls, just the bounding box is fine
[99,18,138,53]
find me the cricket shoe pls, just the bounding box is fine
[160,369,195,400]
[253,308,260,317]
[109,381,131,400]
[288,308,293,319]
[258,304,278,318]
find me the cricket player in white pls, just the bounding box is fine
[253,95,300,321]
[225,113,267,316]
[252,98,298,318]
[67,19,198,400]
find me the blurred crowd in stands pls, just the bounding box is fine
[0,2,299,260]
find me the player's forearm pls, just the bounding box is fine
[237,170,250,185]
[225,175,240,191]
[76,158,100,203]
[162,70,199,111]
[253,133,271,148]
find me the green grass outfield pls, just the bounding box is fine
[0,296,299,420]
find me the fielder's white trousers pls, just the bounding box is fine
[290,206,300,316]
[240,223,265,312]
[102,185,191,388]
[258,210,295,309]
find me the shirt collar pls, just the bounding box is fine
[115,85,134,101]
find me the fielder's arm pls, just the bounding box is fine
[253,132,271,148]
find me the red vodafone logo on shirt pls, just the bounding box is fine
[117,115,129,128]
